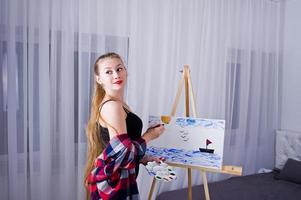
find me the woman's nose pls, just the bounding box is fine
[113,71,120,78]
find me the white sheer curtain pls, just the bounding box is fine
[0,0,281,199]
[128,0,281,197]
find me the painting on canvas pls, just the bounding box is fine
[146,116,225,169]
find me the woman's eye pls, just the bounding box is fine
[117,67,123,72]
[106,70,113,74]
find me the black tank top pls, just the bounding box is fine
[97,100,143,176]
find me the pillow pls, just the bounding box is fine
[278,158,301,184]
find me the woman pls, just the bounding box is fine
[84,52,165,200]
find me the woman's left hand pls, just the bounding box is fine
[140,155,165,165]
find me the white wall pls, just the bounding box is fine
[281,0,301,132]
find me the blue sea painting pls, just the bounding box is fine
[146,146,222,169]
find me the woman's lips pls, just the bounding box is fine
[114,80,123,84]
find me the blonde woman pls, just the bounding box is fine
[84,52,165,200]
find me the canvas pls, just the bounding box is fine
[147,116,225,169]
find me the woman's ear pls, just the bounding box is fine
[95,75,102,85]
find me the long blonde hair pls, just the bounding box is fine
[84,52,122,199]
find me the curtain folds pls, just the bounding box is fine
[0,0,282,199]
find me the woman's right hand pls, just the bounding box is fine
[142,124,165,143]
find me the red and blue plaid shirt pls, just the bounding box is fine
[88,134,146,200]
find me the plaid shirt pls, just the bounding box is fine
[88,134,146,200]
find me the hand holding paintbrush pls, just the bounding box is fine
[147,123,164,131]
[143,115,171,143]
[143,123,165,143]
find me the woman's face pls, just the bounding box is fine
[96,57,127,92]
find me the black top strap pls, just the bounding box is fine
[98,99,118,133]
[99,99,116,112]
[99,99,130,114]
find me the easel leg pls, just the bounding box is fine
[148,177,157,200]
[201,170,210,200]
[188,168,192,200]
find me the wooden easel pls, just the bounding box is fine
[148,65,242,200]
